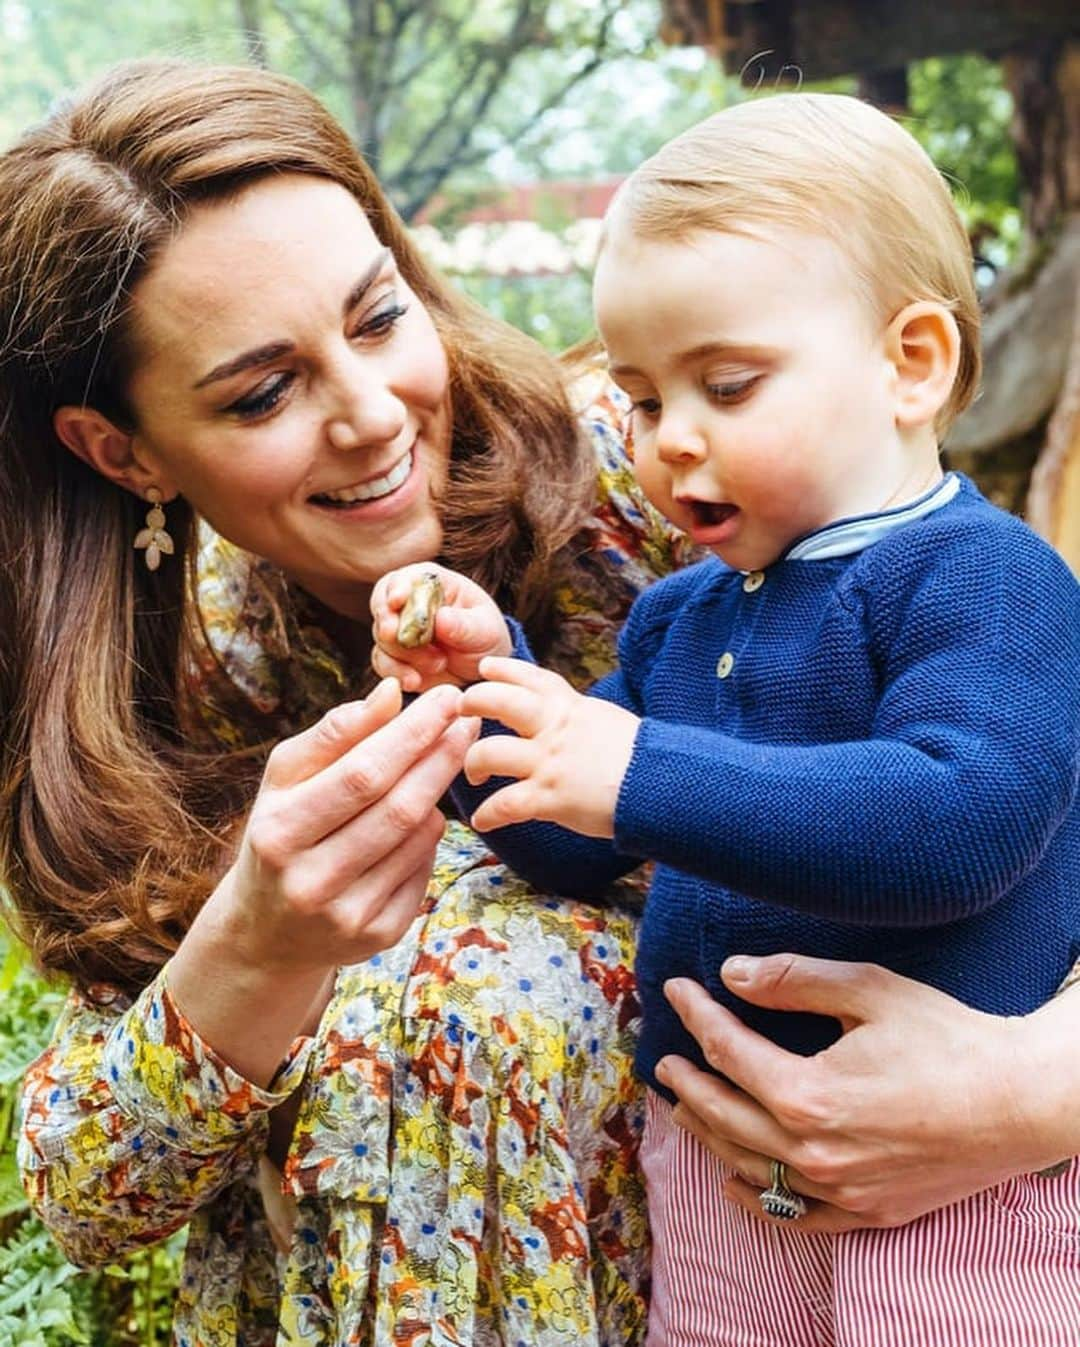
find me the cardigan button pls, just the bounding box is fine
[716,652,735,679]
[742,570,765,592]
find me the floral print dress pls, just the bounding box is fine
[19,377,695,1347]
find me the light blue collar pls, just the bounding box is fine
[782,473,960,562]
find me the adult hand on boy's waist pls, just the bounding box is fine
[655,955,1078,1231]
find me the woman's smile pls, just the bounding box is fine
[124,173,452,616]
[312,447,416,507]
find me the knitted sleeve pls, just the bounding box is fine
[615,518,1080,926]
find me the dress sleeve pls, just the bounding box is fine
[18,966,312,1268]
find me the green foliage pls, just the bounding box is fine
[907,54,1021,269]
[0,927,184,1347]
[459,269,595,351]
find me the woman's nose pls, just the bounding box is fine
[325,359,407,451]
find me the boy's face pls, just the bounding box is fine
[594,222,923,572]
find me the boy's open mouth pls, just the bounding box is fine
[688,501,737,529]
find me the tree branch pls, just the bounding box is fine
[234,0,269,67]
[265,0,348,87]
[396,2,621,219]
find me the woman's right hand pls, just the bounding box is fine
[168,677,479,1084]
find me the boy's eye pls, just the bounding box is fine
[631,397,661,417]
[229,372,293,420]
[707,375,762,404]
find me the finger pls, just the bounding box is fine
[294,717,475,903]
[667,1092,834,1208]
[656,1050,795,1166]
[267,684,464,849]
[433,606,509,655]
[263,677,402,787]
[662,978,813,1115]
[376,564,441,614]
[470,779,543,832]
[668,1101,775,1187]
[721,954,925,1029]
[459,683,547,737]
[722,1176,866,1234]
[371,644,422,691]
[463,735,536,787]
[475,654,562,692]
[371,643,448,692]
[329,819,444,955]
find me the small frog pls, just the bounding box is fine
[396,571,444,648]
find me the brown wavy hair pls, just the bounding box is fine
[0,59,594,994]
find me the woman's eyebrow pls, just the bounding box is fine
[342,247,392,317]
[192,248,393,390]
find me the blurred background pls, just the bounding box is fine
[0,3,1077,1342]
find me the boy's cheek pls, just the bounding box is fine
[633,456,682,525]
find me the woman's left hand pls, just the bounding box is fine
[655,955,1076,1231]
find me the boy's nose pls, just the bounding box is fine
[655,414,709,464]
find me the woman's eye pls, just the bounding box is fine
[707,375,762,404]
[355,302,408,339]
[228,372,293,419]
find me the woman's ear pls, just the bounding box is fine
[884,302,961,431]
[53,405,176,499]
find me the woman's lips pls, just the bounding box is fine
[314,450,414,505]
[310,443,424,519]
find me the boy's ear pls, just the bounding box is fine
[53,405,177,500]
[884,302,961,431]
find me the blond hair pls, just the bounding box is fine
[0,60,592,992]
[608,92,981,431]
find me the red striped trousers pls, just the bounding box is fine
[643,1091,1080,1346]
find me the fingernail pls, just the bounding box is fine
[663,977,690,1001]
[654,1057,671,1083]
[723,956,755,984]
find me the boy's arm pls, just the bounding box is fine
[450,618,643,900]
[615,527,1080,926]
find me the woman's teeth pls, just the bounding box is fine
[318,451,412,504]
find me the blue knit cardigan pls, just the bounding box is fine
[452,477,1080,1097]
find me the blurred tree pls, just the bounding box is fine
[907,54,1021,277]
[0,0,653,221]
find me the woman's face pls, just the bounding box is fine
[125,174,452,618]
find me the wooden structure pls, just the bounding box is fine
[660,0,1080,571]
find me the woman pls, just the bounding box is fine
[2,58,677,1347]
[1,57,1077,1347]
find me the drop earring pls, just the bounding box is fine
[134,487,174,571]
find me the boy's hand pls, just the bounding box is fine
[371,563,512,691]
[460,656,639,838]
